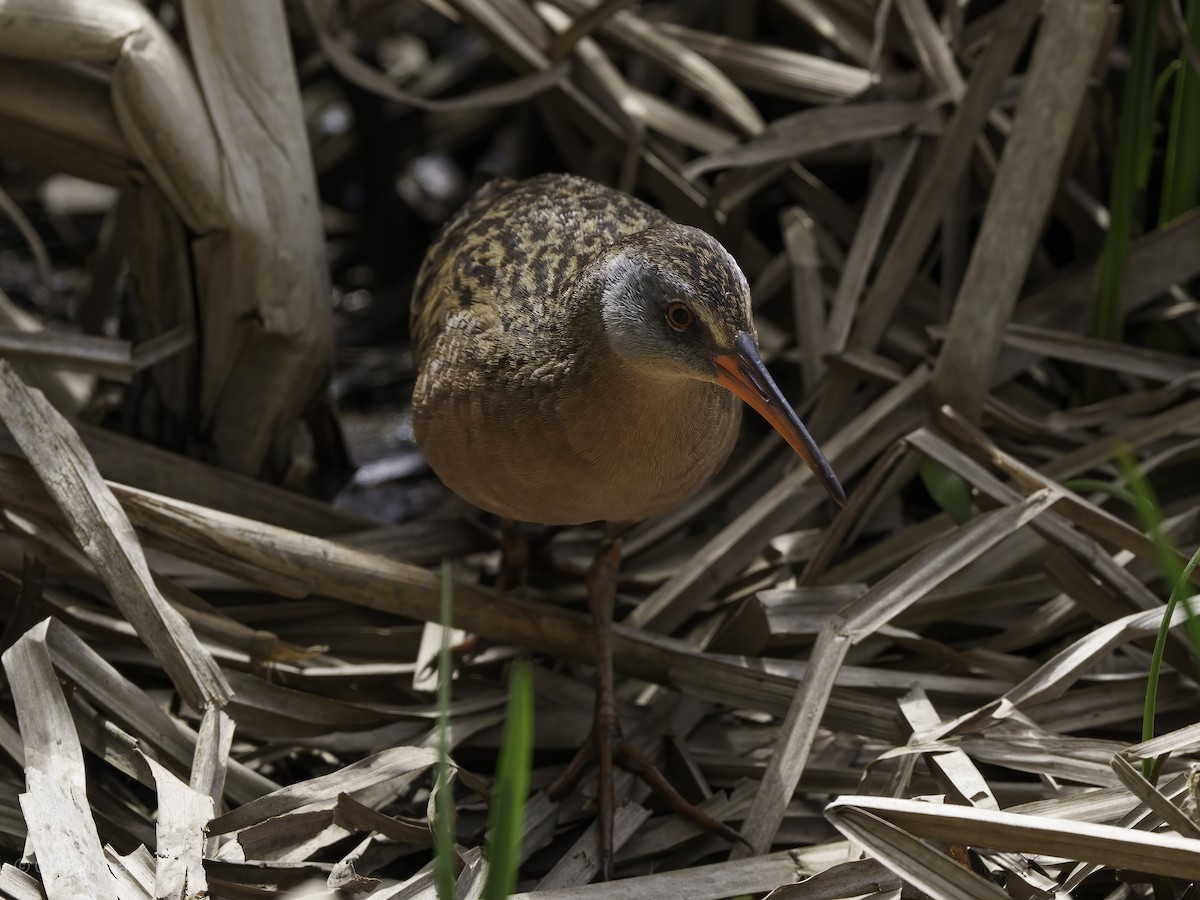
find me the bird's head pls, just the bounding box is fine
[591,223,846,507]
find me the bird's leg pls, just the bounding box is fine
[547,532,746,880]
[611,742,748,850]
[496,517,530,592]
[589,534,622,880]
[545,534,622,878]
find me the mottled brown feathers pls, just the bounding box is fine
[410,174,668,366]
[410,173,746,526]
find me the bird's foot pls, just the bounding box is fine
[610,741,748,850]
[417,630,482,680]
[546,719,747,881]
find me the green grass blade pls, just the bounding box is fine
[1161,0,1200,223]
[1143,61,1180,191]
[1142,545,1200,782]
[1117,453,1200,783]
[482,657,534,899]
[1060,477,1140,507]
[1118,451,1189,619]
[435,561,457,900]
[919,458,972,525]
[1093,0,1161,344]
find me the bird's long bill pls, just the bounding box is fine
[715,331,847,507]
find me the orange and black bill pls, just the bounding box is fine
[715,331,847,507]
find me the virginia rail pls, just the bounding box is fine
[411,173,845,878]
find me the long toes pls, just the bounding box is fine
[614,742,746,847]
[547,738,596,801]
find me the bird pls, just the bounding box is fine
[410,173,845,879]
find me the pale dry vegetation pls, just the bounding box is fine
[0,0,1198,898]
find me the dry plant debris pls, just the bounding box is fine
[0,0,1198,898]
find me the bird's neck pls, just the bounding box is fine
[561,277,739,474]
[576,344,736,462]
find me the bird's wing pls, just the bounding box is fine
[410,174,668,367]
[409,176,520,363]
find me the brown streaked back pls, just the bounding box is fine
[410,173,670,366]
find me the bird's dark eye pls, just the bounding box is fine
[666,302,694,331]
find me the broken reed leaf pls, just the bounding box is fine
[732,622,852,856]
[735,489,1059,854]
[544,0,765,136]
[763,858,899,899]
[312,11,569,112]
[0,323,190,385]
[986,603,1197,718]
[844,0,1044,356]
[176,0,338,476]
[0,361,230,710]
[655,22,873,102]
[1058,771,1193,891]
[826,136,919,355]
[208,746,440,835]
[838,489,1058,640]
[0,864,43,900]
[38,618,275,805]
[825,805,1010,900]
[683,101,933,178]
[898,689,999,811]
[931,405,1200,589]
[190,704,233,804]
[895,0,965,99]
[234,808,337,861]
[143,755,210,899]
[933,315,1200,382]
[105,845,155,900]
[780,204,825,392]
[3,620,116,900]
[329,836,383,893]
[1129,719,1200,760]
[546,0,639,60]
[1109,754,1200,839]
[0,328,133,380]
[930,0,1110,423]
[958,727,1128,789]
[533,798,652,889]
[826,795,1200,880]
[511,844,853,900]
[335,793,435,847]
